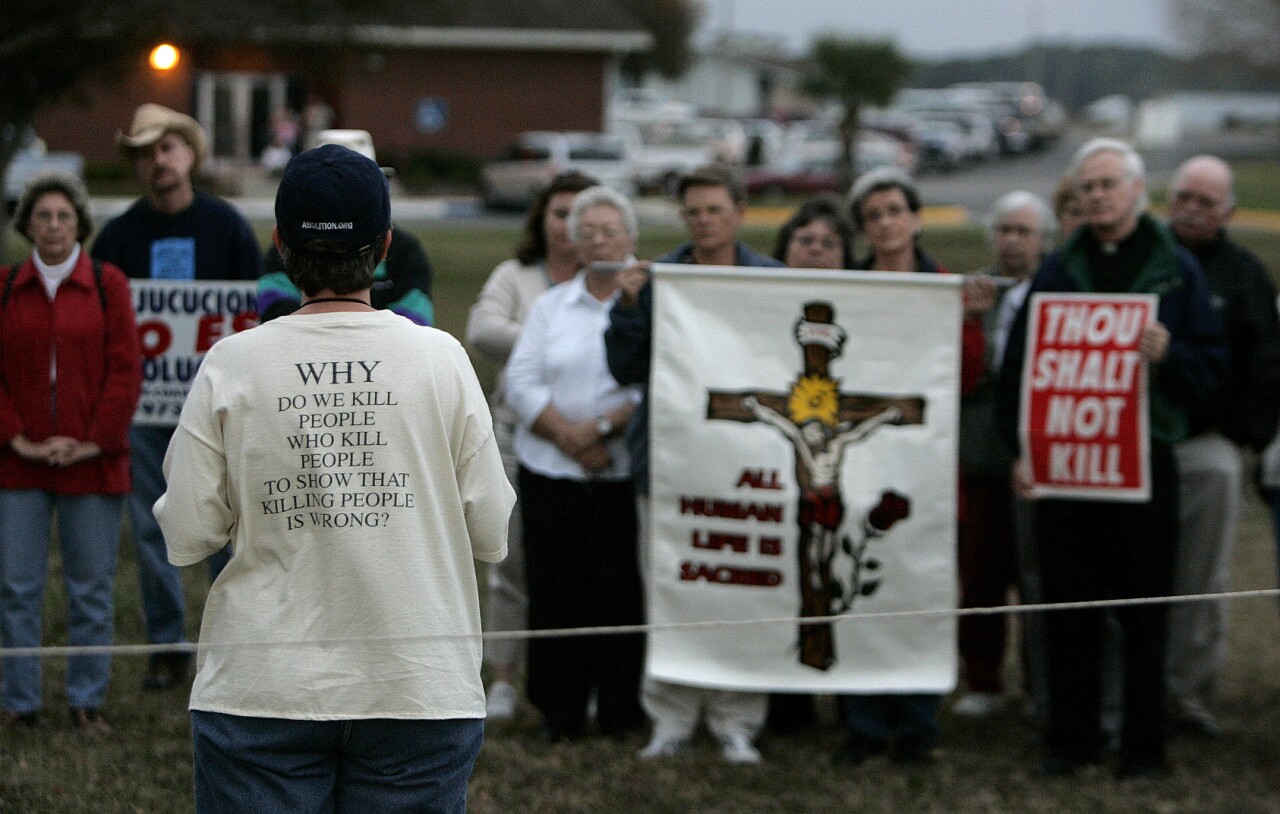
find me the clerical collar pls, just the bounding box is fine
[1082,216,1157,294]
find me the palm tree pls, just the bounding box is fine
[801,37,914,192]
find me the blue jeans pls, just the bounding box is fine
[0,490,122,713]
[191,711,483,814]
[128,425,230,645]
[838,693,942,744]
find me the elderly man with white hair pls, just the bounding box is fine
[997,138,1228,779]
[953,191,1055,720]
[1164,155,1280,738]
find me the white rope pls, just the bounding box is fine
[2,587,1277,658]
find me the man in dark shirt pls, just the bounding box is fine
[1163,155,1280,738]
[92,103,261,691]
[998,138,1227,779]
[605,165,783,765]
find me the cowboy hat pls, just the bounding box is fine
[117,103,209,171]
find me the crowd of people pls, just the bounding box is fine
[470,141,1279,780]
[1,100,1278,806]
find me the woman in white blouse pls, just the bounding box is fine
[504,186,645,742]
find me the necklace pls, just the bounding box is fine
[299,296,374,310]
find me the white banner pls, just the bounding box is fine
[648,264,961,693]
[132,280,259,426]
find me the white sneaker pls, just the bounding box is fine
[638,734,688,759]
[485,681,518,720]
[951,692,1005,718]
[719,734,763,765]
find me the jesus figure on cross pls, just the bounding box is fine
[706,302,925,670]
[742,395,902,597]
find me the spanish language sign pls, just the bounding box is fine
[649,265,960,693]
[1018,292,1156,501]
[132,280,258,426]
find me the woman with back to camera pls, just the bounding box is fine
[503,185,646,742]
[834,167,991,766]
[0,172,141,734]
[465,170,598,720]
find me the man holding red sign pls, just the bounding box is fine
[998,138,1226,780]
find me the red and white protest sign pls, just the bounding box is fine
[1019,292,1157,501]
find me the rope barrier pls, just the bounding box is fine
[2,587,1277,659]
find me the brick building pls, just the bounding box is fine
[34,0,651,171]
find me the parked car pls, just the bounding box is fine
[743,159,842,199]
[743,127,915,200]
[479,131,634,210]
[774,120,916,175]
[609,88,695,124]
[858,129,917,175]
[893,87,1031,156]
[951,81,1066,149]
[737,118,786,167]
[704,118,748,165]
[913,119,968,172]
[616,118,720,194]
[3,135,85,216]
[924,110,999,163]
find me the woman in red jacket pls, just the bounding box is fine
[0,172,141,734]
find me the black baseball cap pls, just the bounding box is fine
[275,144,390,259]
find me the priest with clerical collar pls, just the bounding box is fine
[995,137,1228,781]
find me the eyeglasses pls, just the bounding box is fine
[578,226,625,240]
[793,235,841,251]
[861,203,909,222]
[1078,176,1125,195]
[31,210,76,226]
[995,223,1038,237]
[1171,190,1227,210]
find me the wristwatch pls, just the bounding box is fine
[595,416,615,438]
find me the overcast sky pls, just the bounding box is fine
[715,0,1182,58]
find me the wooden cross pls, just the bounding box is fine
[706,302,926,670]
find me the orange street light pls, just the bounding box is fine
[150,44,180,71]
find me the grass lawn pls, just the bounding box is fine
[1229,160,1280,212]
[1,218,1279,812]
[1148,158,1280,212]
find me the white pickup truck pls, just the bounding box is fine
[4,141,86,215]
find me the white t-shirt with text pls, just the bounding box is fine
[155,310,514,720]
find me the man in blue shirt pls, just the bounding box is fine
[93,103,261,691]
[605,165,784,765]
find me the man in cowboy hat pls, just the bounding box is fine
[92,103,261,692]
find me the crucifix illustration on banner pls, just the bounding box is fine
[706,302,926,670]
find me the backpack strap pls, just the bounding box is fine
[0,260,104,311]
[92,258,106,313]
[0,264,17,310]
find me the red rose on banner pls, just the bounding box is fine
[868,490,911,531]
